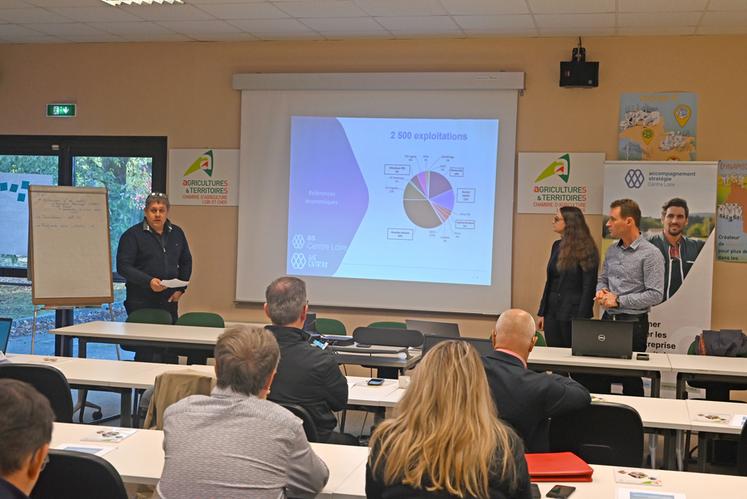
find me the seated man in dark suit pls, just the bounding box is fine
[264,276,357,445]
[483,308,591,452]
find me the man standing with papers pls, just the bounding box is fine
[117,193,192,360]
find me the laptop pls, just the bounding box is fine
[405,319,460,338]
[571,318,634,359]
[422,335,493,357]
[0,318,12,354]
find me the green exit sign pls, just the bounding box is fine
[46,103,76,117]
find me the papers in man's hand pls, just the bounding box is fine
[614,468,662,486]
[55,444,115,457]
[160,278,189,288]
[81,428,136,443]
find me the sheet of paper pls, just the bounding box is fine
[692,412,731,424]
[616,488,685,499]
[614,468,662,486]
[160,278,189,288]
[729,414,747,428]
[81,428,136,443]
[56,443,115,457]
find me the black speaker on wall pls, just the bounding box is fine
[559,38,599,88]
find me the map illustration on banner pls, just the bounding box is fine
[716,160,747,262]
[516,152,604,214]
[618,92,697,161]
[287,116,500,286]
[168,148,239,206]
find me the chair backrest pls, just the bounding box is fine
[534,331,547,347]
[738,420,747,476]
[314,318,347,335]
[278,401,319,443]
[31,449,128,499]
[176,312,225,328]
[368,321,406,329]
[353,327,423,348]
[125,308,173,324]
[0,363,73,423]
[549,402,643,467]
[0,318,11,353]
[143,369,215,430]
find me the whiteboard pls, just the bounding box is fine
[28,186,113,306]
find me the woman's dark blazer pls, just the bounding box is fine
[538,239,597,320]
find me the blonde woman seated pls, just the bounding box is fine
[366,340,531,499]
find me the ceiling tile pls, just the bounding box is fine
[618,12,701,27]
[61,33,126,42]
[0,22,42,36]
[454,14,534,31]
[354,0,446,17]
[121,33,191,41]
[5,34,65,42]
[700,10,747,25]
[92,20,178,34]
[24,21,110,35]
[229,17,314,33]
[0,7,70,23]
[538,27,616,36]
[528,0,614,14]
[195,2,288,19]
[252,31,324,40]
[618,0,707,12]
[121,4,214,21]
[322,30,390,39]
[159,19,242,34]
[299,16,380,31]
[463,27,538,36]
[440,0,529,15]
[696,25,747,34]
[0,0,34,8]
[617,26,697,35]
[534,13,615,28]
[375,15,461,32]
[273,1,367,18]
[48,6,141,22]
[391,30,464,39]
[26,0,102,6]
[191,32,259,41]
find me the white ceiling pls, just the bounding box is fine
[1,0,747,44]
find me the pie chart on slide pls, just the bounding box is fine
[403,171,455,229]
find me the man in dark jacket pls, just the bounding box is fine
[264,276,357,445]
[647,197,705,301]
[483,309,590,452]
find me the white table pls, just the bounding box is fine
[669,353,747,398]
[528,347,672,397]
[50,422,369,497]
[685,399,747,472]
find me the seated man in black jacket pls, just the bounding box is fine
[483,309,591,452]
[264,276,357,445]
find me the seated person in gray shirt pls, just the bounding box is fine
[157,325,329,499]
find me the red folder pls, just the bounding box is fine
[525,452,593,482]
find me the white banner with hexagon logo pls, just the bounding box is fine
[603,161,717,358]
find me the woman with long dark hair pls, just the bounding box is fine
[537,206,599,347]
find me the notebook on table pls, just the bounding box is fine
[525,452,593,482]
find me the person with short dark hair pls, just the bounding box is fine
[157,325,329,498]
[595,198,664,396]
[0,379,54,499]
[647,197,705,300]
[264,276,355,445]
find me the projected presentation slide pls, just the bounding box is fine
[287,116,499,285]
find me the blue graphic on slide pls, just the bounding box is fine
[287,116,499,286]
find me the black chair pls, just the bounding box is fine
[352,327,423,348]
[738,421,747,476]
[0,317,12,353]
[31,449,128,499]
[0,363,73,423]
[278,402,319,443]
[549,402,644,467]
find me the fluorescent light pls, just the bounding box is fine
[100,0,184,5]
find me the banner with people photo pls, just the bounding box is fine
[603,161,716,355]
[716,160,747,262]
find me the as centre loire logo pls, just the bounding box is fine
[183,150,214,177]
[535,153,571,183]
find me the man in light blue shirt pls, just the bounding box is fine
[594,198,664,396]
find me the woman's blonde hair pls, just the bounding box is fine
[369,340,519,498]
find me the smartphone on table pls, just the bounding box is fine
[546,484,576,498]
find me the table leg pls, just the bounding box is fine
[648,434,657,468]
[650,374,661,398]
[120,389,133,428]
[675,430,684,471]
[698,433,708,472]
[676,374,687,399]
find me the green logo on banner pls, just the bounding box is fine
[535,153,571,183]
[183,150,214,177]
